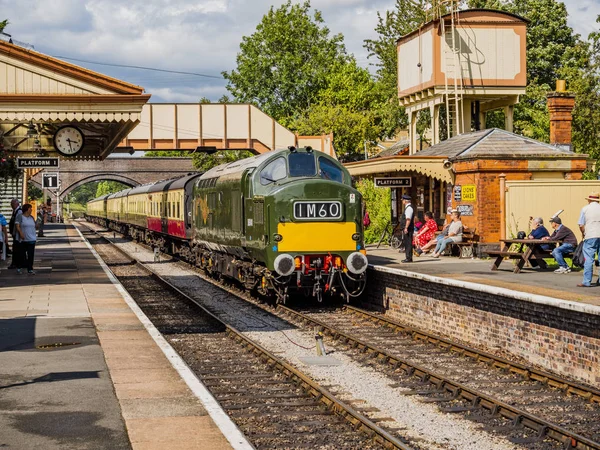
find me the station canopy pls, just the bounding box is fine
[0,40,150,159]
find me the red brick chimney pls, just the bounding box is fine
[546,80,575,149]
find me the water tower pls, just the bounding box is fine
[397,4,528,154]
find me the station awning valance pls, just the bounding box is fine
[345,156,453,183]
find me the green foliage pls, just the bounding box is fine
[355,178,391,244]
[192,150,255,172]
[95,181,128,198]
[0,19,8,34]
[223,0,347,121]
[27,182,43,201]
[286,59,383,160]
[144,150,189,157]
[71,182,99,205]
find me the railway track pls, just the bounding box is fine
[79,226,412,450]
[78,220,600,449]
[279,306,600,450]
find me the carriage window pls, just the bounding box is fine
[289,153,316,177]
[318,157,343,183]
[260,157,287,185]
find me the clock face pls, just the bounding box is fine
[53,126,85,156]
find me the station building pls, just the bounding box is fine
[346,9,592,246]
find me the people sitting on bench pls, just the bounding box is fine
[542,216,577,273]
[528,217,551,267]
[432,210,463,258]
[414,211,438,256]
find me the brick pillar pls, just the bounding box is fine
[547,91,576,149]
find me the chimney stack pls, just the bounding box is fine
[546,80,575,150]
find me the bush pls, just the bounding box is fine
[355,178,391,244]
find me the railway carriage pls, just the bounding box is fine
[86,194,109,222]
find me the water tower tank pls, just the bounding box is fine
[397,9,528,153]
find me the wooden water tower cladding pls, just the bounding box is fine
[396,10,527,98]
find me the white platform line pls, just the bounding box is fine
[74,225,254,450]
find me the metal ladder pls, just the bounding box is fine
[443,3,465,138]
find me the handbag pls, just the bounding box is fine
[572,242,585,268]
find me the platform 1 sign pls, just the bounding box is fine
[42,173,59,189]
[374,177,411,188]
[17,157,59,169]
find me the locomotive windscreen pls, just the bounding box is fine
[289,153,316,177]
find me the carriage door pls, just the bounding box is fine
[161,191,168,234]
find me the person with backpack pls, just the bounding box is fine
[8,198,22,270]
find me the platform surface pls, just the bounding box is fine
[368,245,600,307]
[0,224,234,450]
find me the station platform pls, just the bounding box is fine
[0,224,241,450]
[367,245,600,307]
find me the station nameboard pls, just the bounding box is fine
[374,177,411,188]
[17,157,60,169]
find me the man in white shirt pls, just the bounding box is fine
[401,194,414,263]
[577,192,600,287]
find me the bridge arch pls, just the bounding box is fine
[61,174,140,198]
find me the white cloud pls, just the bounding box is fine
[0,0,597,102]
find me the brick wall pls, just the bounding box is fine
[364,267,600,386]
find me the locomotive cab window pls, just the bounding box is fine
[289,152,316,177]
[318,157,343,183]
[260,157,287,185]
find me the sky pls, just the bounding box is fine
[0,0,599,103]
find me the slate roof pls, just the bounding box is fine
[375,139,410,158]
[415,128,583,160]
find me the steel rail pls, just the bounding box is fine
[278,305,600,450]
[345,305,600,405]
[78,224,411,450]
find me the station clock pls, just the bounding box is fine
[53,126,85,156]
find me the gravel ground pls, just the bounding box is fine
[80,222,522,450]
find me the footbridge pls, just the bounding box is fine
[30,157,195,199]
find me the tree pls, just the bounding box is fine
[144,150,189,157]
[192,150,255,172]
[0,20,8,34]
[287,59,383,159]
[355,178,391,244]
[27,182,42,201]
[95,181,128,198]
[223,1,348,122]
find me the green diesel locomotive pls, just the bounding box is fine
[87,146,367,303]
[193,146,367,302]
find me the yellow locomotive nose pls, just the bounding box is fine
[277,222,357,252]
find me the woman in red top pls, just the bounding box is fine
[413,211,437,255]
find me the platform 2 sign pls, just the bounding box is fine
[17,157,59,169]
[374,177,411,188]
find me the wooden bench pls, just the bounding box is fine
[444,228,478,258]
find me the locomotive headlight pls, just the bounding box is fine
[352,233,361,241]
[274,254,295,276]
[273,233,283,242]
[346,252,368,275]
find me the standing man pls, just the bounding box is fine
[0,211,7,260]
[401,194,414,263]
[8,198,22,270]
[542,216,577,273]
[577,192,600,287]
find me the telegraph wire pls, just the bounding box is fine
[51,55,224,79]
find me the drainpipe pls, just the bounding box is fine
[499,173,506,240]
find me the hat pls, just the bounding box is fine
[401,194,411,200]
[586,192,600,202]
[549,216,562,224]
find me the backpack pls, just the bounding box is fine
[572,242,585,268]
[363,211,371,228]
